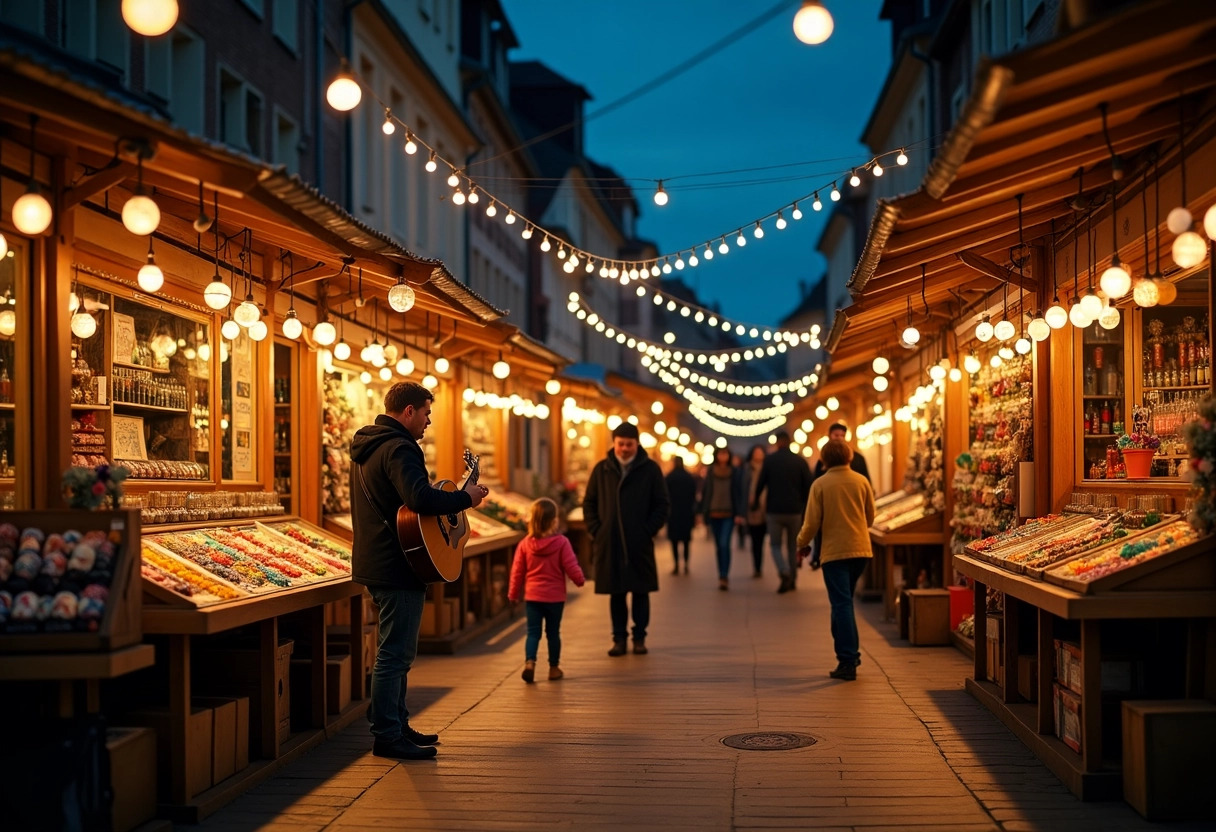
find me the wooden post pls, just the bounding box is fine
[299,344,322,524]
[1080,618,1103,771]
[309,604,326,727]
[1037,608,1054,733]
[168,634,191,804]
[350,592,366,700]
[1002,599,1020,704]
[259,618,279,758]
[973,581,987,681]
[1031,241,1052,518]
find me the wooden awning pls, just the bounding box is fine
[827,0,1216,377]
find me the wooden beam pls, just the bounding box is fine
[957,251,1038,292]
[62,161,135,209]
[877,209,1060,280]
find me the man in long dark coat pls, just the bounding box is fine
[583,422,671,656]
[664,456,698,575]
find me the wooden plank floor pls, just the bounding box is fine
[197,536,1208,831]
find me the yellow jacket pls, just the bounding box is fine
[796,466,876,563]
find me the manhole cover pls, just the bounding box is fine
[720,732,817,751]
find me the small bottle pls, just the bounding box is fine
[1084,407,1092,435]
[1100,401,1112,435]
[0,367,10,403]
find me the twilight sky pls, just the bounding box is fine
[501,0,893,328]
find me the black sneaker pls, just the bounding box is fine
[828,663,857,681]
[373,738,437,760]
[403,724,439,746]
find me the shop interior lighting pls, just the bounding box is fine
[249,318,269,341]
[136,237,164,293]
[388,278,416,312]
[313,319,336,346]
[121,155,160,236]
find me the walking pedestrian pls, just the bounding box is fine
[810,423,871,567]
[508,497,585,683]
[583,422,671,656]
[796,439,876,681]
[350,382,489,760]
[732,453,747,551]
[664,456,698,575]
[700,446,741,590]
[736,444,768,578]
[753,431,813,594]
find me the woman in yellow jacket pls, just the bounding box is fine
[796,439,875,681]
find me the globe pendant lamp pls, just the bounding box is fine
[313,320,336,346]
[221,319,240,341]
[1069,298,1091,328]
[282,309,302,340]
[122,0,178,35]
[1099,255,1131,299]
[1153,278,1177,305]
[492,352,511,379]
[12,116,53,236]
[136,238,164,293]
[1132,277,1159,308]
[326,60,361,111]
[388,280,415,313]
[1098,304,1121,330]
[975,315,994,342]
[234,293,260,327]
[964,353,981,374]
[71,311,97,339]
[1080,288,1104,319]
[1045,298,1068,329]
[1172,230,1206,268]
[1027,314,1050,342]
[792,0,834,45]
[1205,204,1216,239]
[248,319,269,341]
[993,319,1016,341]
[334,339,352,361]
[122,157,160,236]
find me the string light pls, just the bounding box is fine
[121,0,179,36]
[381,109,395,135]
[326,61,362,111]
[653,181,668,206]
[830,183,841,201]
[812,194,822,212]
[792,0,834,45]
[849,170,861,187]
[404,131,418,155]
[896,149,908,166]
[425,152,438,173]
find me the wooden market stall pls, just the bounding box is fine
[825,0,1216,805]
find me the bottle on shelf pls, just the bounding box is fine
[0,366,10,403]
[1083,405,1093,435]
[1112,401,1123,436]
[1100,401,1112,435]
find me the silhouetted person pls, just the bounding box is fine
[664,456,698,575]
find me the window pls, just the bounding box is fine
[272,0,298,52]
[218,66,265,157]
[63,0,129,80]
[239,0,264,18]
[274,108,300,174]
[145,27,205,134]
[0,0,43,34]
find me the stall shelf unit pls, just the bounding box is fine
[869,490,944,620]
[136,516,366,821]
[954,518,1214,801]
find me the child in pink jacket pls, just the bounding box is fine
[508,497,585,682]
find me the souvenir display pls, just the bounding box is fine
[465,510,517,540]
[1045,519,1203,589]
[0,522,120,634]
[903,393,945,511]
[141,521,352,606]
[121,490,284,525]
[871,491,930,532]
[951,353,1033,550]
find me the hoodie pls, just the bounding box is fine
[508,533,586,604]
[349,414,472,590]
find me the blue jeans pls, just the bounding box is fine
[709,516,734,579]
[610,592,649,641]
[821,558,869,666]
[525,601,565,665]
[367,586,425,743]
[767,513,802,580]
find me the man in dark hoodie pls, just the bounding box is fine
[583,421,670,657]
[350,382,488,760]
[753,430,813,594]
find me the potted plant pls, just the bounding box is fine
[1116,432,1160,479]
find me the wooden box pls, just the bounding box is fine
[196,638,293,748]
[0,509,142,652]
[445,598,461,633]
[906,589,951,645]
[985,615,1003,685]
[1122,700,1216,820]
[328,624,375,670]
[1055,639,1083,694]
[192,697,248,784]
[327,653,351,715]
[419,601,439,637]
[128,705,213,799]
[1053,683,1083,753]
[106,727,156,832]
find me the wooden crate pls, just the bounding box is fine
[0,509,142,652]
[1122,700,1216,820]
[128,705,213,799]
[327,653,351,715]
[195,638,294,748]
[1017,655,1038,702]
[985,615,1003,685]
[907,589,951,645]
[192,697,248,784]
[106,727,156,832]
[1053,683,1083,753]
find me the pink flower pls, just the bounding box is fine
[91,482,107,496]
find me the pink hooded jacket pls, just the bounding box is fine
[508,534,586,603]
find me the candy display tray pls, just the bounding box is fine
[1043,522,1212,595]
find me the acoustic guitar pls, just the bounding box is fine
[396,449,480,583]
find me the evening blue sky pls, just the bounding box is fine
[501,0,893,328]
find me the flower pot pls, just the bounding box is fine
[1121,448,1156,479]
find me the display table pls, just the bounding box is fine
[869,502,945,619]
[954,518,1214,801]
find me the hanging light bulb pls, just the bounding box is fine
[234,294,261,327]
[653,181,668,206]
[1151,279,1174,307]
[282,309,303,340]
[775,212,787,230]
[1014,336,1031,355]
[1166,206,1192,235]
[425,152,438,173]
[999,346,1015,360]
[434,356,450,374]
[964,353,981,374]
[396,357,415,376]
[13,185,52,236]
[1079,288,1104,319]
[929,364,946,381]
[122,189,161,236]
[121,0,178,35]
[1099,256,1131,299]
[830,183,841,201]
[901,324,920,345]
[975,315,994,342]
[873,375,889,392]
[872,162,884,177]
[485,201,497,218]
[1045,300,1068,329]
[0,309,14,337]
[1027,315,1050,342]
[792,0,833,44]
[521,225,533,240]
[70,311,97,339]
[492,353,511,379]
[948,367,962,382]
[446,169,460,188]
[452,189,466,206]
[1098,305,1121,329]
[872,356,889,374]
[897,149,909,166]
[849,170,861,187]
[1171,230,1206,268]
[993,319,1016,341]
[1204,204,1216,239]
[1068,298,1091,327]
[467,189,479,205]
[388,281,416,312]
[990,354,1003,368]
[381,109,395,135]
[403,131,418,155]
[735,232,747,248]
[540,236,551,252]
[204,274,232,310]
[378,366,392,381]
[422,373,438,389]
[313,320,336,346]
[718,238,729,255]
[325,61,361,111]
[221,319,240,341]
[136,239,164,292]
[753,221,764,239]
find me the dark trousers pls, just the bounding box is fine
[821,558,869,666]
[709,516,734,579]
[670,538,690,566]
[524,600,565,665]
[609,592,650,642]
[748,524,767,574]
[367,587,425,743]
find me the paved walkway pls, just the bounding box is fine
[199,536,1207,831]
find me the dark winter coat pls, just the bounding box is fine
[583,447,671,594]
[754,446,813,515]
[699,464,743,520]
[813,451,871,484]
[664,467,699,542]
[349,414,472,591]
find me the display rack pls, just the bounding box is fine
[869,491,944,619]
[954,517,1213,800]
